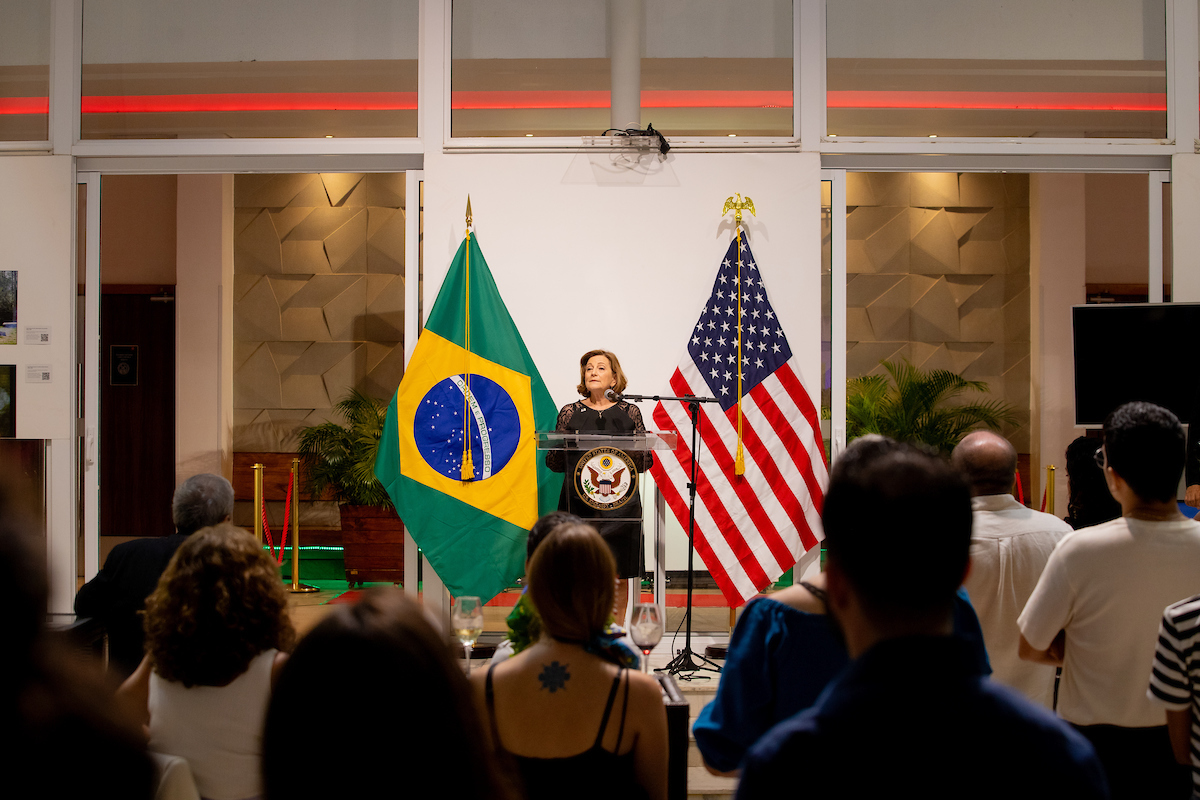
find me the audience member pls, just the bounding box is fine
[737,440,1108,799]
[1,502,154,798]
[263,589,516,799]
[490,510,582,665]
[75,473,234,678]
[1020,401,1200,799]
[693,435,994,776]
[1064,436,1122,529]
[954,430,1070,707]
[1148,593,1200,799]
[472,522,668,800]
[118,523,294,800]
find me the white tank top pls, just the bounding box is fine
[148,649,277,800]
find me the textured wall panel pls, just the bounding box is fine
[233,173,406,453]
[846,173,1031,449]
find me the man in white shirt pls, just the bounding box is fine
[1018,401,1200,799]
[954,431,1070,708]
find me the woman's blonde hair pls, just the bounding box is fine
[528,522,616,642]
[144,523,294,687]
[576,349,628,398]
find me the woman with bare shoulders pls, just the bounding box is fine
[472,522,668,800]
[118,523,293,800]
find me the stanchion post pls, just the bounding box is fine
[252,463,264,545]
[288,457,319,594]
[1046,465,1056,516]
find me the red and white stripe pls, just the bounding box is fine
[648,357,828,605]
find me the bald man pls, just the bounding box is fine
[952,431,1071,708]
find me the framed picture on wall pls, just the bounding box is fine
[0,271,15,345]
[0,365,14,436]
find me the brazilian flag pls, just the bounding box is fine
[375,233,562,602]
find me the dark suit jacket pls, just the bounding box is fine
[74,532,189,678]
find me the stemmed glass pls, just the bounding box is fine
[452,596,484,675]
[629,603,664,673]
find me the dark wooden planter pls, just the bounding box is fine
[340,505,405,588]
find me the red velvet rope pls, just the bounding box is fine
[260,472,293,565]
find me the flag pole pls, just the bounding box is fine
[722,194,756,476]
[461,196,475,481]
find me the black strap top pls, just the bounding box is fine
[485,664,647,800]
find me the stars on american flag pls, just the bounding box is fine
[686,233,793,411]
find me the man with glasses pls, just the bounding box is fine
[1019,401,1200,799]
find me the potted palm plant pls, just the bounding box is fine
[846,358,1019,455]
[298,389,403,587]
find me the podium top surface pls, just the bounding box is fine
[536,431,678,451]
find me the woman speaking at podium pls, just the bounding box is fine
[546,349,653,623]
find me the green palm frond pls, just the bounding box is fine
[298,389,393,509]
[846,358,1019,454]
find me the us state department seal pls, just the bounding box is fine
[574,446,638,510]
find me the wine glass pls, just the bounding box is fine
[629,603,664,673]
[452,596,484,675]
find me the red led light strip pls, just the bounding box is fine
[0,90,1173,115]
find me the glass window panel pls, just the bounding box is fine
[643,0,791,137]
[451,0,791,138]
[0,0,50,142]
[81,0,418,140]
[828,0,1166,139]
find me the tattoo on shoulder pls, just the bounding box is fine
[537,661,570,693]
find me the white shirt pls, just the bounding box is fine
[148,649,277,800]
[963,493,1070,708]
[1018,516,1200,727]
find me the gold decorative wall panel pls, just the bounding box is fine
[233,173,405,454]
[846,173,1031,450]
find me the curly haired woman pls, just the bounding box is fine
[118,523,294,800]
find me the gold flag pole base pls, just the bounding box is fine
[285,457,320,595]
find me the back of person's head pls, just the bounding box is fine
[144,523,294,687]
[951,431,1017,497]
[1,502,155,797]
[526,511,581,563]
[172,473,234,536]
[1103,401,1185,502]
[823,438,972,623]
[263,589,513,799]
[528,523,615,642]
[1064,436,1121,528]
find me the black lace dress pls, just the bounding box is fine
[545,400,654,578]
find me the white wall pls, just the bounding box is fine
[1173,155,1200,302]
[1085,173,1149,286]
[421,149,823,568]
[1031,173,1086,510]
[176,175,234,484]
[0,156,76,440]
[828,0,1165,60]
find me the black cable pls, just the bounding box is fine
[600,123,671,155]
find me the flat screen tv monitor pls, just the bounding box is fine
[1073,303,1200,426]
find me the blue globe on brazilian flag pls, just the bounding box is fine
[375,232,561,602]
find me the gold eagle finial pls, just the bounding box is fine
[722,193,756,226]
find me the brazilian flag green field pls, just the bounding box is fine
[375,233,561,602]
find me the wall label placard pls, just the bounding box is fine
[24,326,50,345]
[25,364,51,383]
[110,344,138,386]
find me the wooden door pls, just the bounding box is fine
[100,290,175,537]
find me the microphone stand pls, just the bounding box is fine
[620,391,723,679]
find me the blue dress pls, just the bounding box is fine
[693,588,991,773]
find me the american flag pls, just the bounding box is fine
[648,232,827,605]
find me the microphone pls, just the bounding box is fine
[605,389,623,402]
